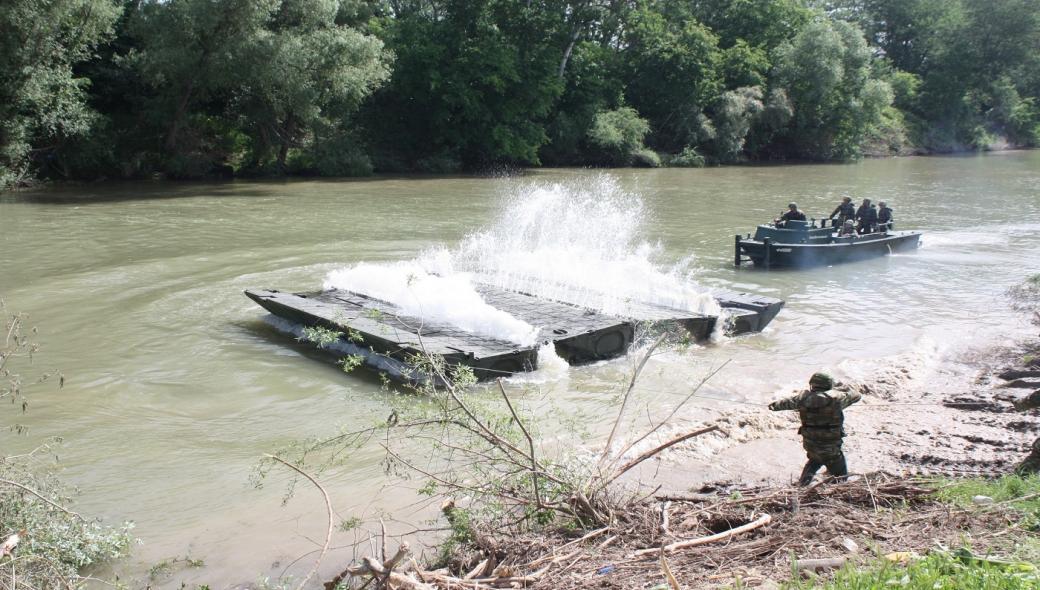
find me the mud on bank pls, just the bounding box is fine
[368,337,1040,589]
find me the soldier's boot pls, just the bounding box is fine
[824,453,849,482]
[798,459,823,486]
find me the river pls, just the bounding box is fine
[2,151,1039,586]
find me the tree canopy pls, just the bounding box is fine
[2,0,1039,186]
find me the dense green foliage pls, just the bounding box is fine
[780,550,1039,590]
[1,458,135,589]
[2,0,1039,185]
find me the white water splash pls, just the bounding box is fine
[323,262,539,346]
[323,175,721,347]
[423,175,722,318]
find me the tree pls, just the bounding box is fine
[712,86,764,162]
[771,17,893,159]
[0,0,122,187]
[620,5,724,151]
[362,0,565,171]
[586,106,654,165]
[691,0,812,50]
[234,0,392,174]
[129,0,280,176]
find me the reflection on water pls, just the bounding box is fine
[1,152,1039,585]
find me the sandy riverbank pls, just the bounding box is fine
[623,333,1040,493]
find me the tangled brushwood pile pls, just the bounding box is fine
[334,473,1025,590]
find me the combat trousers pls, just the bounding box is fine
[799,451,848,486]
[799,432,847,486]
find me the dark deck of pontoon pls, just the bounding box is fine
[246,283,783,380]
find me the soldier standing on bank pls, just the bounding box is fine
[1013,390,1040,474]
[769,373,862,486]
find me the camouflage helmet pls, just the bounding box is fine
[808,372,834,390]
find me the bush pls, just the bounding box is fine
[667,146,706,167]
[1,458,134,588]
[630,147,660,168]
[414,154,462,174]
[290,135,375,177]
[587,107,652,166]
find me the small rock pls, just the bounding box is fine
[842,538,860,554]
[972,495,994,505]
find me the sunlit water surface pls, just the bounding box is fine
[2,151,1039,585]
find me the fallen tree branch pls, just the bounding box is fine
[600,425,721,488]
[659,501,672,537]
[0,478,82,521]
[629,513,772,558]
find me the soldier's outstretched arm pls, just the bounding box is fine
[838,391,863,409]
[769,391,807,411]
[1014,390,1040,412]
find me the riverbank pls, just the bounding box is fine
[4,148,1036,193]
[365,474,1037,590]
[351,329,1040,589]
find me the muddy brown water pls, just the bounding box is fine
[2,152,1040,586]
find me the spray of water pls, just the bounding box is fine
[323,174,720,346]
[424,175,721,317]
[323,263,539,346]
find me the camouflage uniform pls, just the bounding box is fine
[1013,390,1040,474]
[769,373,862,486]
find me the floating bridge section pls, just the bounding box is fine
[245,284,782,381]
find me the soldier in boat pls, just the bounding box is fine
[855,199,878,234]
[878,201,893,232]
[776,202,806,227]
[829,196,856,227]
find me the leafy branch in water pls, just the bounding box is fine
[0,302,132,589]
[1,299,64,427]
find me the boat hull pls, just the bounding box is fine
[738,231,921,268]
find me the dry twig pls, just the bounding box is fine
[263,454,334,590]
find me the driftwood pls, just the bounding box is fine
[629,513,773,558]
